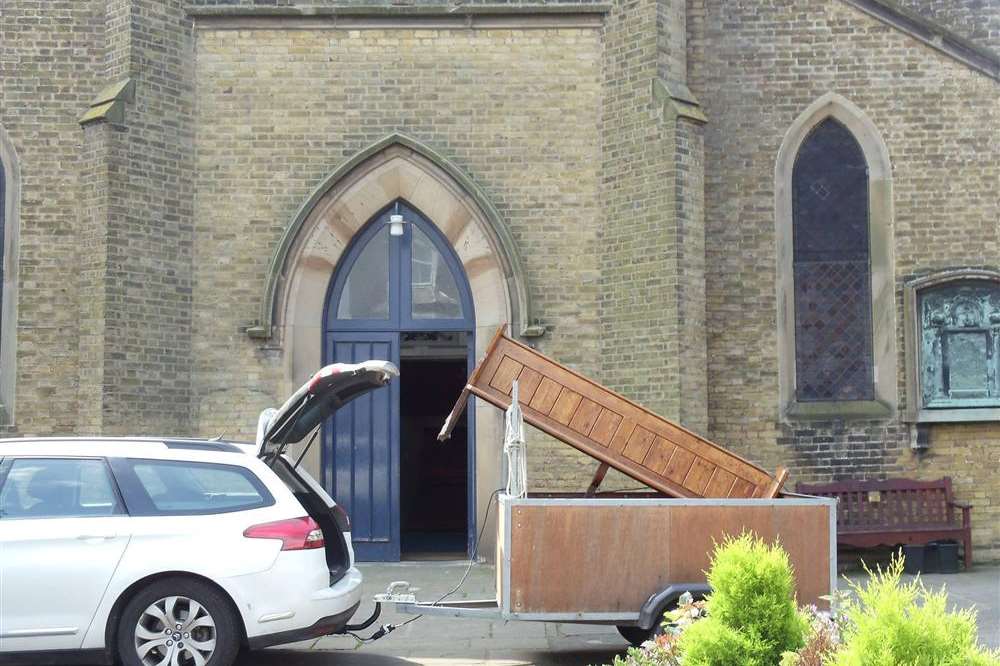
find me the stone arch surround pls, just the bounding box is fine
[774,92,898,421]
[269,135,520,544]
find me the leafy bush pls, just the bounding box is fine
[680,616,771,666]
[603,594,704,666]
[679,532,808,665]
[779,604,844,666]
[608,643,678,666]
[599,539,998,666]
[829,554,1000,666]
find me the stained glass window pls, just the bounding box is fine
[792,118,874,402]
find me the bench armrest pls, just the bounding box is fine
[950,501,972,528]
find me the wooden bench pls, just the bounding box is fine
[795,477,972,570]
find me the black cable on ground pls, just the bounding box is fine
[349,487,506,644]
[432,487,504,606]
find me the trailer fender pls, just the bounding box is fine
[637,583,711,630]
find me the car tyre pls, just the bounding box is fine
[116,577,241,666]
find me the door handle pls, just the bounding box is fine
[76,533,117,541]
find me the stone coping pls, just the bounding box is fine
[841,0,1000,81]
[187,3,611,18]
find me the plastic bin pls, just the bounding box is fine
[923,542,940,573]
[902,544,925,574]
[933,541,960,574]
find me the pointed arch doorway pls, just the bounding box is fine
[324,199,476,562]
[262,135,529,565]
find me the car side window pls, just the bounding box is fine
[0,458,123,519]
[117,458,273,515]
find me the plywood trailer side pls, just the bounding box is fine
[498,495,837,620]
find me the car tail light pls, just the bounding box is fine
[332,503,351,532]
[307,365,342,393]
[244,517,325,550]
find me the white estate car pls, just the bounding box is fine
[0,361,398,666]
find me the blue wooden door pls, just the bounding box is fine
[324,199,476,561]
[324,332,400,561]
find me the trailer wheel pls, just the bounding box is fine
[616,622,665,647]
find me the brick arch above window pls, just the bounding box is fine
[775,93,897,421]
[0,123,20,426]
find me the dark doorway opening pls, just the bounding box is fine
[399,332,469,560]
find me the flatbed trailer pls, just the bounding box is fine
[379,492,837,643]
[377,327,836,644]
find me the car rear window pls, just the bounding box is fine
[117,459,274,515]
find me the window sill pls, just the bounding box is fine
[784,399,893,421]
[909,408,1000,424]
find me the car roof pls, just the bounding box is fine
[0,437,257,460]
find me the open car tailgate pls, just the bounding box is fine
[258,360,399,453]
[439,327,786,499]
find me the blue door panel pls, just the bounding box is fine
[325,333,400,561]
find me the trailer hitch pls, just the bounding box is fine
[335,582,425,643]
[332,601,391,643]
[373,580,418,604]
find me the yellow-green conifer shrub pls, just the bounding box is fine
[679,532,808,666]
[830,554,1000,666]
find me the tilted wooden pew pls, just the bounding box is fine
[439,326,787,499]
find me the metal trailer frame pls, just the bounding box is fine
[379,492,838,627]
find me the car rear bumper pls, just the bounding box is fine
[234,559,364,645]
[247,601,361,649]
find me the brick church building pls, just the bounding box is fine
[1,0,998,560]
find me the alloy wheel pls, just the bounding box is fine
[134,595,217,666]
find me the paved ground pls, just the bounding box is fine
[243,561,1000,666]
[904,567,1000,650]
[251,561,626,666]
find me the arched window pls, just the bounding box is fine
[775,94,896,420]
[327,199,474,332]
[792,118,873,402]
[0,124,18,425]
[0,152,5,330]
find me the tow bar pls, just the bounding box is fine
[333,600,392,643]
[335,581,421,643]
[344,602,382,632]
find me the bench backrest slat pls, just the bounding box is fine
[796,477,955,529]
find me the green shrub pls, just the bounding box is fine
[679,616,770,666]
[608,645,673,666]
[679,532,808,666]
[830,554,1000,666]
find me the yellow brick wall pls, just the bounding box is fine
[692,0,1000,560]
[191,26,604,489]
